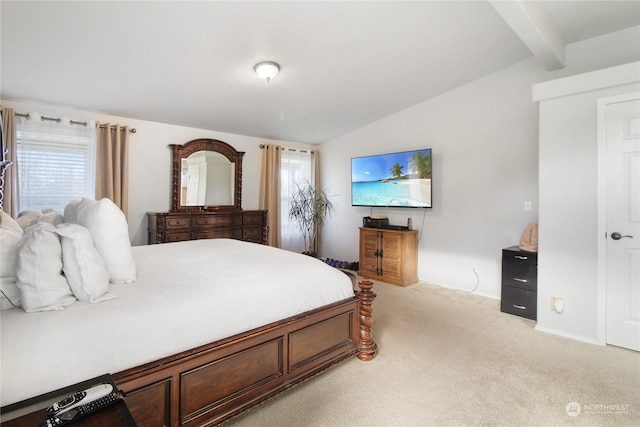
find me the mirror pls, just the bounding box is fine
[170,139,244,212]
[180,152,234,206]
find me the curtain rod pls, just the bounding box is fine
[15,112,137,133]
[259,144,314,153]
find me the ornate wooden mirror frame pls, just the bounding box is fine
[170,138,244,212]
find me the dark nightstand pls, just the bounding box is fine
[500,246,537,320]
[0,374,136,427]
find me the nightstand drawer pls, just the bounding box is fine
[502,274,536,291]
[502,248,537,291]
[501,286,537,320]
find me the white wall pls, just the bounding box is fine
[319,26,640,300]
[319,59,543,298]
[0,99,311,246]
[535,64,639,343]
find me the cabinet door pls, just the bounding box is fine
[380,232,403,282]
[360,230,380,276]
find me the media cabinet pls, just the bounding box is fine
[358,227,418,286]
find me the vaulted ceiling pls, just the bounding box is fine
[2,1,639,144]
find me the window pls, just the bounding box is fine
[280,149,313,252]
[16,115,96,214]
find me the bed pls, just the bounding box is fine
[1,225,376,426]
[0,137,376,426]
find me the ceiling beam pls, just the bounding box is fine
[489,0,565,70]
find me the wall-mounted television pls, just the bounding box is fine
[351,148,432,208]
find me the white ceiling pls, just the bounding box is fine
[1,1,639,144]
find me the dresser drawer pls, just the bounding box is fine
[501,286,537,320]
[165,216,190,230]
[192,215,242,228]
[242,226,263,242]
[192,228,242,240]
[147,211,268,245]
[164,231,190,242]
[243,212,264,225]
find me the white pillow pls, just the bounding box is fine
[39,210,64,226]
[16,222,76,312]
[1,210,23,281]
[75,198,136,284]
[56,223,115,303]
[1,279,22,310]
[63,199,81,224]
[15,211,40,231]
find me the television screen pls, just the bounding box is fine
[351,148,432,208]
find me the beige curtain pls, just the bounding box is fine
[259,144,282,247]
[96,123,130,216]
[1,107,17,216]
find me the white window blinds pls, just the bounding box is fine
[16,114,97,214]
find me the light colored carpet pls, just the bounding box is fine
[230,280,640,426]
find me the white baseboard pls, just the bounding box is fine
[534,324,602,346]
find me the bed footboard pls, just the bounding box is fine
[114,283,375,427]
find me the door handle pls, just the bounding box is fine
[611,232,633,240]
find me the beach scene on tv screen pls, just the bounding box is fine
[352,149,432,207]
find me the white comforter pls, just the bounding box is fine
[0,239,354,406]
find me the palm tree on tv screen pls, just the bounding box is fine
[409,152,432,179]
[390,163,404,179]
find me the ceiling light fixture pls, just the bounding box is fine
[254,61,280,82]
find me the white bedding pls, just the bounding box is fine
[0,239,354,406]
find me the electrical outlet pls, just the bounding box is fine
[524,201,532,211]
[551,297,564,313]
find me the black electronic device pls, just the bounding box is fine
[380,224,410,231]
[363,216,389,228]
[42,383,125,427]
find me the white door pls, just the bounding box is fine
[605,97,640,351]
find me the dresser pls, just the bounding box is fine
[500,246,537,320]
[147,210,268,245]
[357,227,418,286]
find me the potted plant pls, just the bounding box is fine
[288,180,335,257]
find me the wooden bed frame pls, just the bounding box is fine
[112,279,377,426]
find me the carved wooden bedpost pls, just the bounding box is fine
[356,278,377,361]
